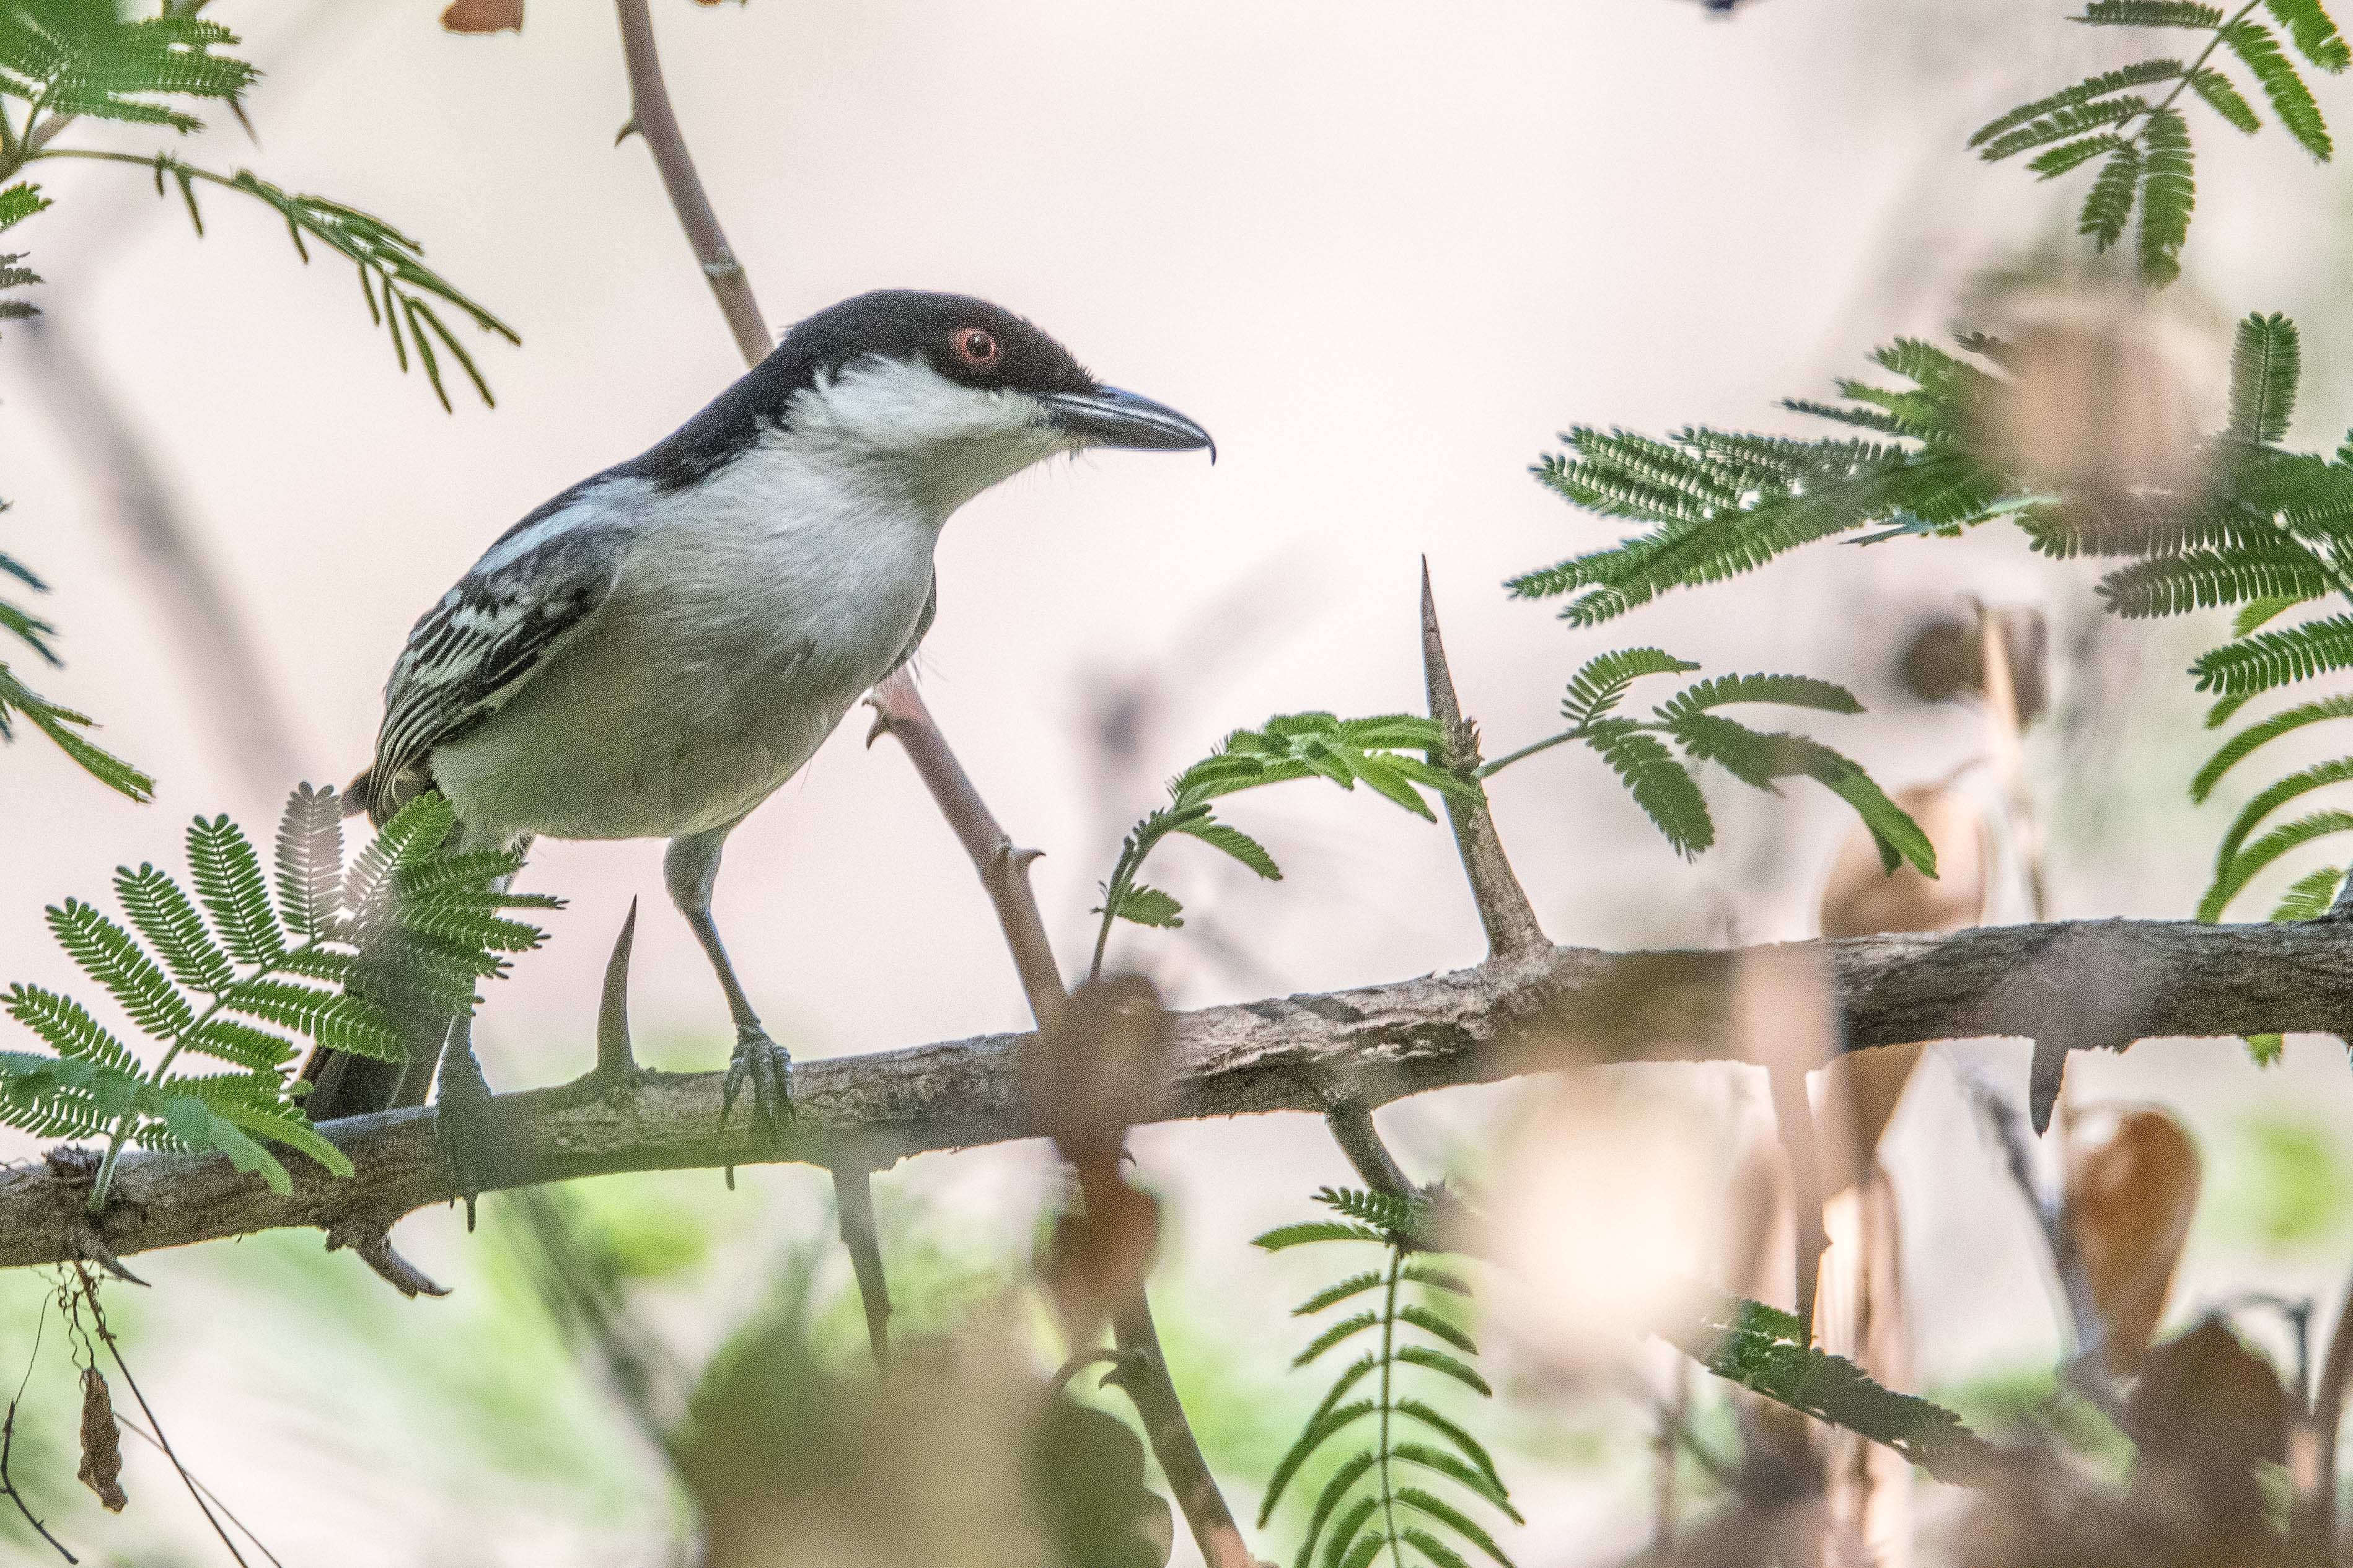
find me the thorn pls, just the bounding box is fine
[1419,559,1548,960]
[328,1225,451,1299]
[863,706,892,749]
[66,1222,144,1287]
[614,116,638,147]
[2029,1038,2068,1135]
[596,898,640,1077]
[1006,845,1046,871]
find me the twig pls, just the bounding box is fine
[68,1266,248,1568]
[611,0,772,369]
[1419,562,1547,961]
[1,1303,73,1563]
[1109,1300,1260,1568]
[1322,1097,1418,1199]
[866,670,1066,1016]
[112,1417,284,1568]
[861,669,1255,1560]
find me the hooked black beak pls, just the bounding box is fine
[1039,386,1215,461]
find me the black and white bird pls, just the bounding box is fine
[301,289,1212,1187]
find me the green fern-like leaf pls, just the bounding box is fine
[1172,818,1282,880]
[2191,612,2353,698]
[187,813,285,965]
[2267,0,2353,68]
[2191,64,2266,129]
[2272,862,2345,917]
[2137,107,2198,284]
[2229,312,2303,442]
[0,2,257,131]
[2225,16,2334,157]
[1258,1191,1514,1568]
[112,862,234,997]
[2192,692,2353,799]
[1970,58,2188,147]
[2080,141,2145,247]
[1665,1294,1994,1483]
[1110,883,1184,929]
[1976,94,2150,162]
[2,983,138,1078]
[1653,672,1864,720]
[1667,715,1936,875]
[2199,807,2353,919]
[45,898,190,1040]
[2078,0,2227,25]
[2095,541,2333,617]
[2211,756,2353,871]
[1559,647,1700,730]
[1586,722,1714,859]
[0,787,549,1206]
[273,782,345,940]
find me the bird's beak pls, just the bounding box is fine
[1039,386,1215,460]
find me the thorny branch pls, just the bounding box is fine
[6,916,2351,1271]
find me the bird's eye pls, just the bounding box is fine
[951,328,1000,370]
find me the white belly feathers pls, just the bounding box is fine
[428,436,939,844]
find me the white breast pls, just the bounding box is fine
[433,438,937,842]
[429,356,1075,846]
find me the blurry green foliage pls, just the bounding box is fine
[2211,1113,2353,1248]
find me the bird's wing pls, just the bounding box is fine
[371,506,627,812]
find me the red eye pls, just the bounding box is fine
[951,328,1000,369]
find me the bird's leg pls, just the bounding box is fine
[431,1013,503,1230]
[666,828,791,1147]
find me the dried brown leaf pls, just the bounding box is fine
[75,1367,123,1513]
[2062,1106,2202,1374]
[440,0,522,32]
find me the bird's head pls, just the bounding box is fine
[759,290,1213,517]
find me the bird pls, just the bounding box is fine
[300,289,1213,1198]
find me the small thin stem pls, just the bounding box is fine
[71,1266,250,1568]
[2128,3,2264,143]
[88,935,328,1212]
[1,1305,72,1564]
[1474,729,1580,779]
[1089,838,1149,983]
[1375,1245,1406,1568]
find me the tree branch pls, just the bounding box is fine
[6,916,2347,1271]
[611,0,772,369]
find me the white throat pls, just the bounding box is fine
[783,354,1075,524]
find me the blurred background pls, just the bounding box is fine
[6,0,2353,1561]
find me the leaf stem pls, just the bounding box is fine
[1377,1243,1405,1568]
[2124,1,2264,147]
[1474,727,1585,779]
[86,935,325,1213]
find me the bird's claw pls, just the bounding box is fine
[434,1052,502,1231]
[721,1026,794,1148]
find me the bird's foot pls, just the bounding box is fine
[434,1046,504,1231]
[720,1025,793,1165]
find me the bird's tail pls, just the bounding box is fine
[299,771,462,1121]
